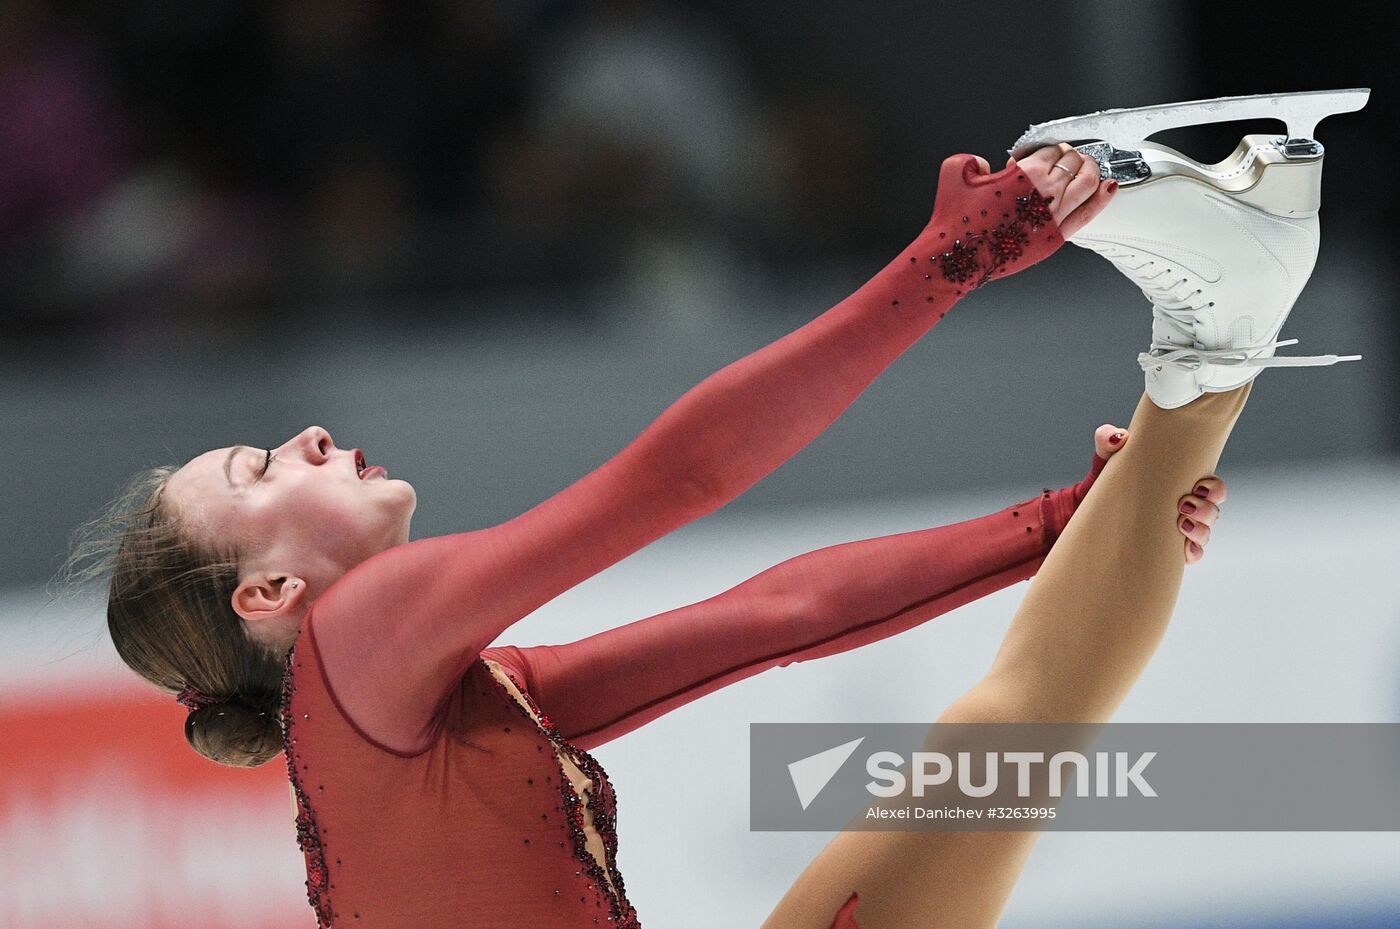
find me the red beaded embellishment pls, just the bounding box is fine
[1015,188,1055,231]
[990,222,1029,262]
[280,648,335,928]
[936,239,981,285]
[935,187,1055,291]
[485,662,641,929]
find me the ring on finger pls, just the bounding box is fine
[1051,162,1077,178]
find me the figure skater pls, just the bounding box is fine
[70,87,1363,928]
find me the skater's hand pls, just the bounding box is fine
[1087,425,1228,565]
[1178,475,1226,565]
[976,143,1118,238]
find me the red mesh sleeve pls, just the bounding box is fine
[309,154,1066,754]
[485,456,1106,752]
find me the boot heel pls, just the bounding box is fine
[1230,138,1324,218]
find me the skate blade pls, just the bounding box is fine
[1009,88,1370,160]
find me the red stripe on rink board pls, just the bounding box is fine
[3,684,868,927]
[1,687,315,928]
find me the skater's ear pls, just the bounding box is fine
[231,571,306,627]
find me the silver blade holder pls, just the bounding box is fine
[1072,142,1152,185]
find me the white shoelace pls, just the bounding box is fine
[1137,305,1361,372]
[1094,248,1362,373]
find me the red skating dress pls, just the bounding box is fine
[276,155,1075,928]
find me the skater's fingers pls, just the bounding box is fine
[1057,153,1103,219]
[1021,149,1081,220]
[1056,174,1119,239]
[1178,513,1211,547]
[1093,424,1128,458]
[1177,493,1220,527]
[1190,475,1227,505]
[1181,476,1223,565]
[1045,150,1087,220]
[1013,144,1070,177]
[1019,143,1070,167]
[1009,145,1064,194]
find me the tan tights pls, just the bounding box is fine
[761,384,1252,929]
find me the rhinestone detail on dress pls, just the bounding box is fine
[935,188,1055,290]
[1015,188,1055,230]
[280,647,335,928]
[483,661,641,929]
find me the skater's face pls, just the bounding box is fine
[164,426,415,632]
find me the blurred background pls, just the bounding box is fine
[2,1,1397,927]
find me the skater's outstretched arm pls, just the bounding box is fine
[484,448,1110,750]
[484,423,1211,751]
[311,150,1117,754]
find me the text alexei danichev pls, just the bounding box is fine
[865,806,1060,819]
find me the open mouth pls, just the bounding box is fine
[355,449,388,480]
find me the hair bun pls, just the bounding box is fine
[184,698,284,768]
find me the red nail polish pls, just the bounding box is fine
[1181,500,1197,514]
[1108,432,1123,446]
[1107,180,1119,192]
[1182,517,1195,532]
[1194,485,1210,498]
[1190,541,1202,556]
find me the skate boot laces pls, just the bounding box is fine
[1090,246,1361,373]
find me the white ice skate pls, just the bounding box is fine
[1010,89,1368,408]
